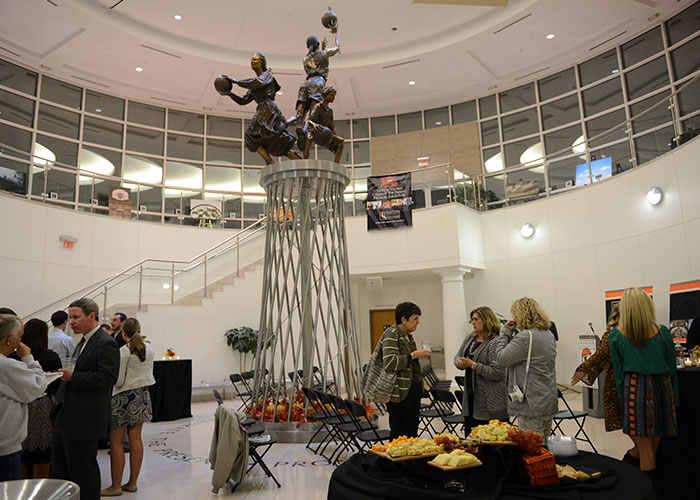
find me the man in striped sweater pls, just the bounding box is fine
[380,302,432,439]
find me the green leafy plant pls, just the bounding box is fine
[224,326,272,371]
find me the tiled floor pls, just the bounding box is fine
[95,388,633,498]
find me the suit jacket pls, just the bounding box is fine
[111,330,126,348]
[55,328,119,442]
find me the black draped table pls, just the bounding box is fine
[658,366,700,499]
[329,448,653,500]
[149,359,192,422]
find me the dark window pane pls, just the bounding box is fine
[452,100,477,124]
[590,142,631,175]
[205,166,241,193]
[168,109,204,134]
[482,147,503,173]
[0,59,37,95]
[352,118,369,138]
[504,138,540,168]
[371,115,395,137]
[167,133,203,161]
[582,77,623,117]
[85,90,124,120]
[0,88,34,127]
[479,94,497,118]
[541,94,580,130]
[634,126,675,165]
[630,90,672,134]
[544,124,583,157]
[37,103,80,139]
[621,27,664,68]
[538,68,576,101]
[206,138,241,165]
[677,77,700,116]
[207,116,242,138]
[579,49,619,87]
[46,168,75,202]
[484,175,505,202]
[128,101,165,128]
[126,125,164,155]
[41,76,81,110]
[586,109,627,145]
[424,107,449,129]
[548,156,584,191]
[243,196,265,219]
[223,195,241,220]
[83,116,123,149]
[671,35,700,80]
[36,134,78,167]
[353,141,370,164]
[501,108,538,141]
[625,56,669,101]
[0,156,29,194]
[0,122,31,152]
[334,119,350,139]
[411,189,426,209]
[137,186,162,213]
[665,3,700,46]
[480,119,499,146]
[397,111,422,133]
[499,83,535,113]
[123,154,163,187]
[80,146,120,180]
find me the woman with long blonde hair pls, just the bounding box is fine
[454,306,507,430]
[496,297,557,435]
[101,318,155,496]
[609,288,677,492]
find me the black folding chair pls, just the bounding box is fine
[433,389,464,434]
[455,375,465,388]
[314,390,353,460]
[345,399,390,449]
[551,388,598,453]
[229,373,252,410]
[301,386,334,454]
[244,424,281,488]
[417,388,454,436]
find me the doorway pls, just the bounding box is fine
[370,309,395,351]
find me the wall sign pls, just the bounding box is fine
[366,173,412,231]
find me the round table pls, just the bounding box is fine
[328,448,653,500]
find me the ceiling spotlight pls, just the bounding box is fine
[95,108,102,113]
[520,223,535,238]
[408,81,416,86]
[162,283,170,290]
[611,68,619,74]
[646,186,663,205]
[546,33,555,40]
[435,121,442,125]
[174,14,182,20]
[135,67,143,72]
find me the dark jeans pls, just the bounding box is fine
[0,451,21,481]
[386,383,423,439]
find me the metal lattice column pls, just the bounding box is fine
[251,160,363,422]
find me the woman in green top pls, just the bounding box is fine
[379,302,431,439]
[609,288,678,484]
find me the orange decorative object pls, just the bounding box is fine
[521,447,559,485]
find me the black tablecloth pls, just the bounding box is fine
[658,366,700,499]
[329,448,652,500]
[148,359,192,422]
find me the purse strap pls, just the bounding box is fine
[522,330,533,394]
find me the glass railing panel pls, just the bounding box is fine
[46,166,76,202]
[589,141,633,177]
[548,155,587,192]
[139,266,177,306]
[0,155,30,195]
[484,175,506,207]
[101,273,140,318]
[173,261,206,303]
[634,125,676,165]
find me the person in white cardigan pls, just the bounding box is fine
[101,318,155,497]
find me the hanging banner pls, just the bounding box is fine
[366,173,412,231]
[604,286,653,321]
[669,279,700,343]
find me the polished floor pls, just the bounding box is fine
[95,388,633,498]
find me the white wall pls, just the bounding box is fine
[0,193,238,318]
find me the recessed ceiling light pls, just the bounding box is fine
[174,14,182,20]
[408,81,416,86]
[546,33,555,40]
[611,68,619,74]
[95,108,102,113]
[435,121,442,125]
[135,67,143,72]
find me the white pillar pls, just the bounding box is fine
[434,267,471,383]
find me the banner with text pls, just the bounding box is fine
[366,173,412,230]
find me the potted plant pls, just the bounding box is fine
[224,327,273,371]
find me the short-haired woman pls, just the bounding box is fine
[454,306,507,431]
[496,297,557,435]
[609,288,677,491]
[101,318,155,496]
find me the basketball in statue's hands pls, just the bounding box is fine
[321,11,337,30]
[214,75,232,94]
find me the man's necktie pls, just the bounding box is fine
[72,336,86,359]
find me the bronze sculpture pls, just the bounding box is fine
[215,53,301,165]
[287,16,340,128]
[300,86,344,163]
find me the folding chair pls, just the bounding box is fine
[242,414,281,488]
[433,389,464,434]
[345,399,390,449]
[417,388,454,437]
[229,373,252,410]
[313,390,353,461]
[327,395,371,464]
[301,386,334,454]
[454,375,465,388]
[551,388,598,453]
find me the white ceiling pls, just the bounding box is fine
[0,0,692,120]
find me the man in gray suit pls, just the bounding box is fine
[51,298,119,500]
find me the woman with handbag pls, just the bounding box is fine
[376,302,431,439]
[454,306,508,431]
[495,297,557,435]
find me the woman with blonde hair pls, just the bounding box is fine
[609,288,677,490]
[454,306,507,430]
[101,318,155,496]
[496,297,557,435]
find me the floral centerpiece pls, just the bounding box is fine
[163,348,178,360]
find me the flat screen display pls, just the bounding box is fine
[575,157,612,186]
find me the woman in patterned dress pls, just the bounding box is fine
[101,318,155,496]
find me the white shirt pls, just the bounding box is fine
[114,343,155,395]
[47,327,76,360]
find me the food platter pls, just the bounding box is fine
[368,448,442,462]
[44,371,63,384]
[463,437,517,446]
[427,460,483,471]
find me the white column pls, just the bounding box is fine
[434,267,471,383]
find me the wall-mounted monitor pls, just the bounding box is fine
[576,157,613,186]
